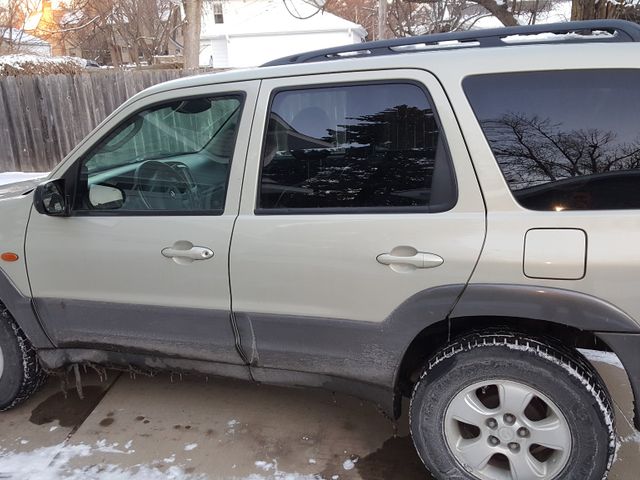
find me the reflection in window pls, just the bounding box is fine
[259,83,456,211]
[464,70,640,211]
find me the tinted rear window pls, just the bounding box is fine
[464,70,640,211]
[258,82,457,213]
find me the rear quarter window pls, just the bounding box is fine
[463,70,640,211]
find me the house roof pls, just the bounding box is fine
[200,0,367,38]
[0,28,50,46]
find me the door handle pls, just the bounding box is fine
[161,241,214,264]
[162,246,214,260]
[377,252,444,269]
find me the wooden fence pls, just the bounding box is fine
[0,69,212,172]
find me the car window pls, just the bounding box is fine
[76,95,243,214]
[464,70,640,211]
[258,82,456,213]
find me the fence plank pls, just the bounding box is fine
[0,69,206,172]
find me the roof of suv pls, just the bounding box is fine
[140,20,640,99]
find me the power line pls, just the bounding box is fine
[282,0,324,19]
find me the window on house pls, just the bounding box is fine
[213,1,224,23]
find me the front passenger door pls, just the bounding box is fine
[25,81,258,366]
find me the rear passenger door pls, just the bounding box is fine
[230,70,486,381]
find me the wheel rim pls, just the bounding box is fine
[443,379,571,480]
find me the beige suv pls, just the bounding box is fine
[1,19,639,480]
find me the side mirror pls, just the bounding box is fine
[33,180,69,217]
[89,184,125,210]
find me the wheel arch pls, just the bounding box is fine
[393,284,640,429]
[0,269,53,349]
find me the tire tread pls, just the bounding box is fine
[409,331,616,480]
[0,303,47,411]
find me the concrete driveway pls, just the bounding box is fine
[0,350,637,479]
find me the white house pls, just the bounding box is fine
[199,0,367,68]
[0,28,52,57]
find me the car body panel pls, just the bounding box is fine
[231,69,486,321]
[23,81,261,364]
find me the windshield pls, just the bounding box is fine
[86,96,242,173]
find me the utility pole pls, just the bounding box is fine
[378,0,387,40]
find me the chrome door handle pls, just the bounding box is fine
[162,246,214,261]
[377,252,444,269]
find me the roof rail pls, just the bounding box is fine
[262,20,640,67]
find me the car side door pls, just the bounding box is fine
[25,81,259,368]
[230,70,486,387]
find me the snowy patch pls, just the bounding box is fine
[184,443,198,451]
[620,431,640,444]
[0,172,47,186]
[308,458,316,464]
[579,349,624,369]
[0,443,91,479]
[0,54,84,75]
[245,459,322,480]
[0,441,208,478]
[239,475,322,480]
[503,30,613,44]
[95,439,131,455]
[227,419,241,434]
[342,457,358,470]
[255,460,275,471]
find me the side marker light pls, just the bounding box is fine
[1,252,19,262]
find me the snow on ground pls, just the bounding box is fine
[0,441,326,479]
[0,172,47,186]
[0,442,199,480]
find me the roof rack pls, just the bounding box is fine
[262,20,640,67]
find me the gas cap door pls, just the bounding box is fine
[524,228,587,280]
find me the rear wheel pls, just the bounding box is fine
[409,332,615,480]
[0,304,46,410]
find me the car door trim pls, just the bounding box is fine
[33,298,247,365]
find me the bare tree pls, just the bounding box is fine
[388,0,493,35]
[57,0,181,66]
[324,0,378,39]
[482,113,640,189]
[329,0,561,39]
[0,0,39,53]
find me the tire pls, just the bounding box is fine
[409,332,615,480]
[0,303,47,410]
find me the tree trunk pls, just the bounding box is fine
[571,0,619,20]
[378,0,387,40]
[473,0,519,26]
[182,0,203,69]
[406,0,519,27]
